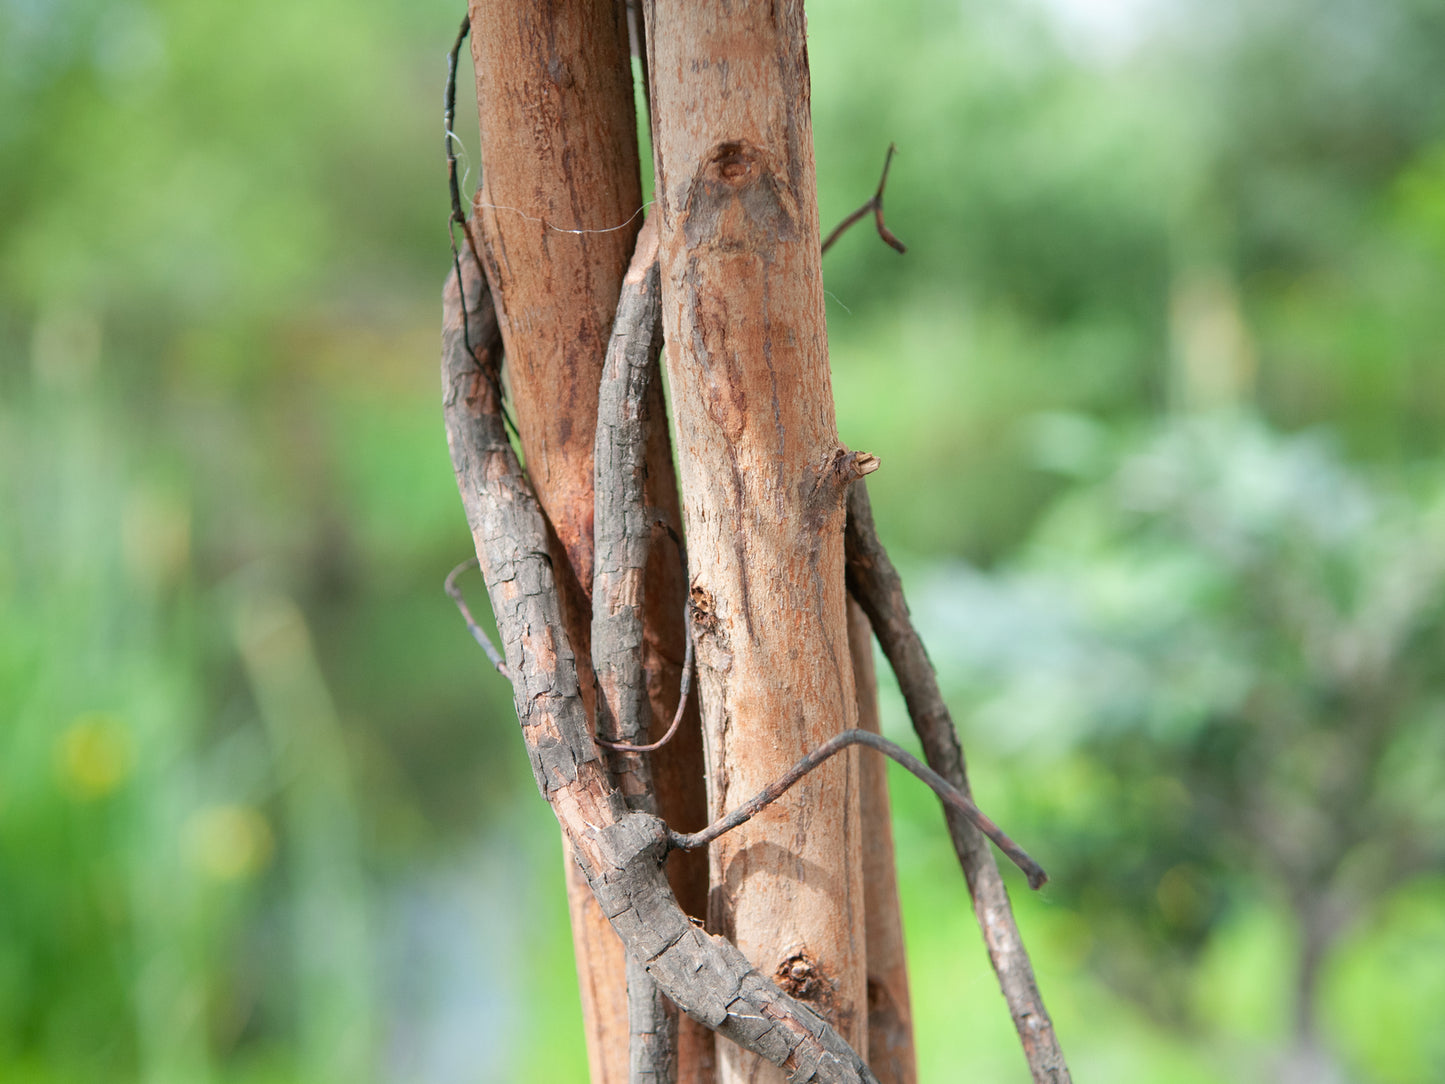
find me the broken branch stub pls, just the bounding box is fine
[442,246,880,1084]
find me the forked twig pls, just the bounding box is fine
[670,728,1047,890]
[821,143,908,256]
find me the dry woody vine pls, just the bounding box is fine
[440,6,1072,1082]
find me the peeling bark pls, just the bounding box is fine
[845,482,1071,1084]
[643,2,868,1078]
[443,248,880,1084]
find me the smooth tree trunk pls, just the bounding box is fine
[643,1,870,1078]
[465,4,709,1081]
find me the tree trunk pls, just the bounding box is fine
[465,4,708,1081]
[643,2,869,1079]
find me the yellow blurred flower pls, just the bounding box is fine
[183,804,275,882]
[121,486,191,591]
[56,713,134,799]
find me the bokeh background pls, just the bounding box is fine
[4,0,1445,1081]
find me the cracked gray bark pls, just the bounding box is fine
[591,218,677,1084]
[444,246,880,1084]
[844,482,1072,1084]
[593,218,668,805]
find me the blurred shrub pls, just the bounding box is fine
[911,412,1445,1079]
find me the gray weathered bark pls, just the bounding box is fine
[591,219,676,1083]
[464,4,709,1078]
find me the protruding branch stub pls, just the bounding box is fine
[815,446,882,501]
[839,449,881,480]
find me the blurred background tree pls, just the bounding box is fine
[904,415,1445,1083]
[2,0,1443,1081]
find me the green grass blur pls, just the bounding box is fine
[3,0,1444,1080]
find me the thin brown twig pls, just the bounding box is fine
[444,558,509,677]
[445,14,482,277]
[846,481,1071,1083]
[596,603,693,754]
[597,516,694,755]
[445,13,472,236]
[821,143,908,256]
[443,14,484,382]
[444,13,518,439]
[668,728,1047,890]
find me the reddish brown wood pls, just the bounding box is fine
[466,0,636,584]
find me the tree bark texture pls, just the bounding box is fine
[643,2,868,1079]
[442,249,880,1084]
[591,218,677,1083]
[465,5,708,1081]
[847,601,917,1084]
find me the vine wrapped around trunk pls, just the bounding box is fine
[443,245,881,1084]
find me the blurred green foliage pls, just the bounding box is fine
[893,415,1445,1079]
[3,0,1444,1080]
